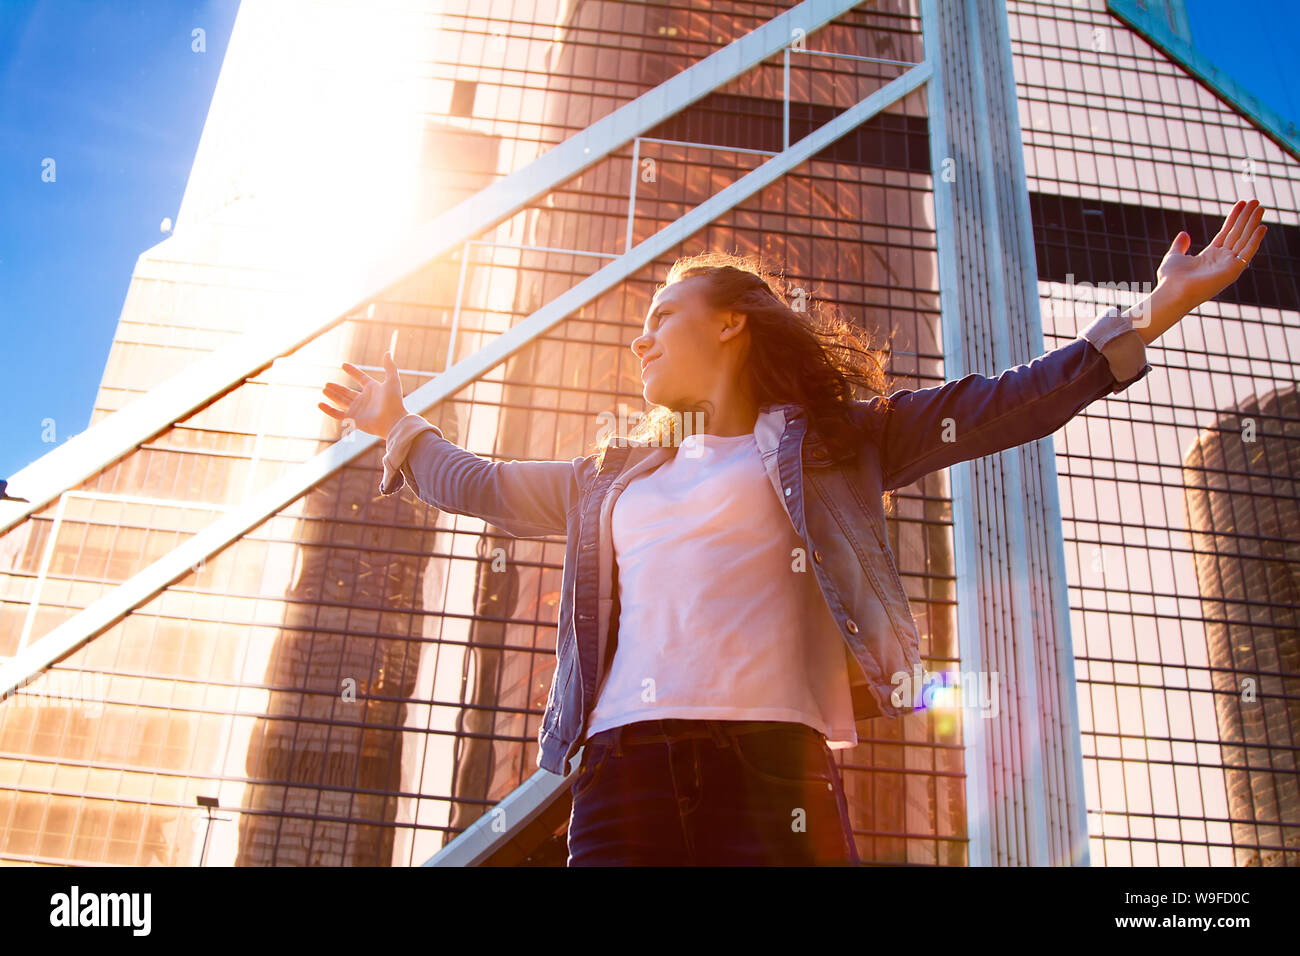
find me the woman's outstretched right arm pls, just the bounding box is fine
[319,350,588,538]
[380,413,588,538]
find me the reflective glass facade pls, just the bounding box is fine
[1011,0,1298,865]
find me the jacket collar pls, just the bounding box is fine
[596,402,809,530]
[598,403,802,468]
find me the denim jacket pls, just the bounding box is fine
[379,305,1150,776]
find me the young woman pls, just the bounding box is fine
[320,199,1267,866]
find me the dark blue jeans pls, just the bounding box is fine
[566,718,860,866]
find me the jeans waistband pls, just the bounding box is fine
[585,719,820,757]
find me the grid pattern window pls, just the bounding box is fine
[1010,0,1300,865]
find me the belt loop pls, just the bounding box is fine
[612,724,624,758]
[705,719,730,749]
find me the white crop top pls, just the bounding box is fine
[585,429,859,749]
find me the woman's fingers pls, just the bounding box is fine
[1201,199,1242,247]
[1216,197,1258,248]
[1230,204,1266,256]
[342,362,376,387]
[1236,221,1267,264]
[322,381,359,405]
[325,355,404,429]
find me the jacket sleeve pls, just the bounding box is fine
[378,412,590,538]
[858,306,1151,492]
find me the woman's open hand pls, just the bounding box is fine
[1156,198,1267,309]
[318,351,409,441]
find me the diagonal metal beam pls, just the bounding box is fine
[0,0,862,537]
[0,56,932,729]
[420,770,565,866]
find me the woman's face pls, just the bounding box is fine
[630,276,744,408]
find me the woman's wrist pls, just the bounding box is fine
[378,405,412,442]
[1122,280,1198,345]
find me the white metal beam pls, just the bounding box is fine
[0,0,861,538]
[967,0,1050,865]
[921,0,991,869]
[419,769,571,866]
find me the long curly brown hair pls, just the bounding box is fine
[592,250,898,504]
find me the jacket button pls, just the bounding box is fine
[784,487,792,496]
[845,619,859,635]
[813,550,823,564]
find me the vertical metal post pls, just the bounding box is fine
[783,47,791,150]
[446,240,472,371]
[18,492,68,652]
[625,137,641,253]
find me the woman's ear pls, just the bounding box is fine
[719,309,747,342]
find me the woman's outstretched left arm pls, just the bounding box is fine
[858,199,1268,493]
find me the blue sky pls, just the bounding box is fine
[0,0,1297,484]
[0,0,239,482]
[1184,0,1299,129]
